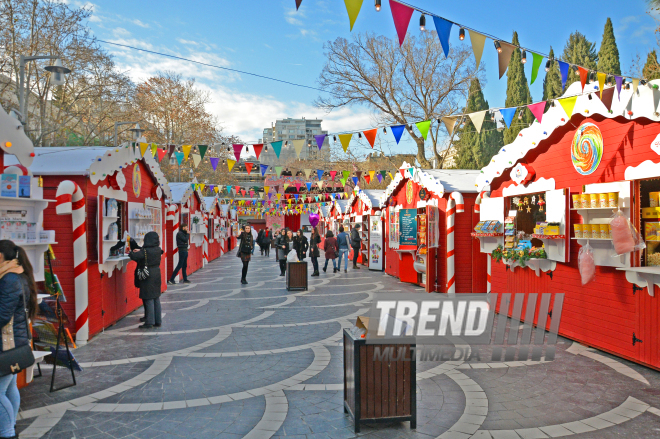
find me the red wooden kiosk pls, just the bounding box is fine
[6,146,171,343]
[166,182,206,281]
[475,80,660,370]
[380,163,486,293]
[345,188,385,270]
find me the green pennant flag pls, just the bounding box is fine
[198,145,208,161]
[342,170,350,180]
[340,177,347,186]
[415,120,431,140]
[530,53,544,85]
[380,170,387,178]
[271,141,283,158]
[408,167,414,177]
[275,166,283,177]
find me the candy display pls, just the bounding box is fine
[571,122,603,176]
[473,220,502,234]
[610,211,641,255]
[572,192,618,209]
[578,243,596,285]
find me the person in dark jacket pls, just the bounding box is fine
[130,232,163,329]
[277,230,291,276]
[351,224,362,270]
[323,231,339,273]
[275,229,287,263]
[0,240,37,438]
[237,226,254,284]
[293,229,309,261]
[168,225,191,285]
[261,228,272,257]
[309,227,321,276]
[257,229,265,255]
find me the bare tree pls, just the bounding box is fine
[316,31,481,168]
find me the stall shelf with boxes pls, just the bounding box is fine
[166,182,207,280]
[6,146,171,343]
[203,195,228,262]
[380,164,486,293]
[345,188,385,270]
[330,199,350,236]
[475,79,660,369]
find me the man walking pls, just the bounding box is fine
[351,224,362,269]
[336,226,350,273]
[168,224,191,284]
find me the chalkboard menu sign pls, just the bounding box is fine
[399,209,417,246]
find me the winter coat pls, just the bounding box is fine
[0,273,30,351]
[310,234,321,258]
[351,228,362,248]
[337,232,350,250]
[276,235,291,260]
[238,232,254,255]
[257,230,264,246]
[261,231,272,245]
[176,229,189,251]
[324,237,338,259]
[293,235,309,260]
[129,232,163,300]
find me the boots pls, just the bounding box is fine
[353,264,360,269]
[311,271,319,276]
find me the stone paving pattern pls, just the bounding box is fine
[15,250,660,438]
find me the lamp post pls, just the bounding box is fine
[18,55,70,126]
[114,122,142,147]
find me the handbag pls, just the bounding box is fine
[0,282,35,376]
[136,250,149,281]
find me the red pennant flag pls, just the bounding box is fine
[365,175,371,184]
[245,162,253,174]
[330,170,337,181]
[240,189,246,196]
[363,129,378,148]
[235,185,241,193]
[578,67,589,91]
[389,0,414,46]
[527,102,546,123]
[400,169,406,177]
[157,148,167,162]
[232,144,243,161]
[252,144,264,159]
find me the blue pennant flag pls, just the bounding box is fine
[174,151,184,165]
[499,108,516,129]
[317,169,324,180]
[433,17,453,58]
[260,164,269,176]
[294,194,299,200]
[390,125,406,144]
[352,177,359,185]
[558,61,569,90]
[306,182,312,191]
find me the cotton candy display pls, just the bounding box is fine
[578,244,596,285]
[610,211,638,255]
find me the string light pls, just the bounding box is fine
[375,0,381,11]
[459,28,465,40]
[494,41,502,53]
[383,127,387,134]
[521,50,527,64]
[419,14,426,31]
[545,59,552,72]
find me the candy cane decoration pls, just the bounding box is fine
[56,181,89,344]
[475,191,489,213]
[487,257,492,294]
[167,203,180,280]
[446,192,464,295]
[203,212,209,266]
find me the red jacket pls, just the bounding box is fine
[324,237,338,259]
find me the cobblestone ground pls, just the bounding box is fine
[16,250,660,438]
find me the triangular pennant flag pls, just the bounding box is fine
[380,170,387,178]
[168,144,176,158]
[174,151,184,166]
[352,177,359,185]
[369,170,375,181]
[150,143,157,157]
[530,52,543,85]
[340,177,347,186]
[598,86,615,112]
[415,120,431,140]
[182,145,192,161]
[241,189,246,197]
[388,172,394,180]
[214,186,219,193]
[468,30,486,69]
[250,190,255,198]
[304,169,312,179]
[615,76,623,100]
[232,144,243,161]
[498,42,516,79]
[389,0,414,46]
[198,145,208,160]
[344,0,364,31]
[314,134,326,150]
[264,186,270,195]
[391,125,406,143]
[252,144,263,159]
[578,67,589,92]
[356,171,363,181]
[558,96,578,118]
[271,141,283,158]
[330,170,337,181]
[317,169,324,180]
[527,102,546,123]
[245,162,253,175]
[377,173,383,183]
[157,148,167,162]
[442,116,459,136]
[597,72,607,98]
[275,166,283,177]
[342,170,350,180]
[293,139,305,158]
[469,111,487,133]
[633,78,640,95]
[295,182,302,191]
[317,181,324,189]
[306,182,312,191]
[408,167,414,177]
[227,159,236,172]
[274,185,280,193]
[199,184,206,192]
[260,164,269,176]
[140,142,149,157]
[363,128,377,147]
[294,194,299,201]
[432,17,453,58]
[295,0,302,10]
[192,153,201,168]
[338,133,352,152]
[365,175,371,184]
[499,108,516,129]
[558,61,570,90]
[284,183,290,191]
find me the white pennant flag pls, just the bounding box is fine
[469,110,487,133]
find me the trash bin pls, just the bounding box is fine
[343,328,416,433]
[286,262,308,291]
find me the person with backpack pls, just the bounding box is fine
[323,231,339,273]
[351,224,362,269]
[336,226,350,273]
[309,227,321,276]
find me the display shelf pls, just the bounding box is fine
[574,238,628,267]
[476,235,504,254]
[394,248,416,261]
[571,237,612,241]
[471,232,504,237]
[617,267,660,296]
[570,207,619,211]
[505,258,557,276]
[532,234,565,240]
[22,241,57,246]
[0,195,54,203]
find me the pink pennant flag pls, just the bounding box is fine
[389,0,414,46]
[330,170,337,181]
[527,102,547,123]
[295,182,302,191]
[232,144,243,161]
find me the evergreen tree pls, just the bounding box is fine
[502,32,533,145]
[453,78,503,169]
[543,47,563,101]
[597,18,621,76]
[562,31,598,87]
[643,50,660,80]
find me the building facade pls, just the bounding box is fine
[260,118,330,164]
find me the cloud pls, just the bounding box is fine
[132,19,149,28]
[112,27,131,37]
[177,38,200,46]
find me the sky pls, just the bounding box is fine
[75,0,659,157]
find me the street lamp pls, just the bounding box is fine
[18,55,70,126]
[114,122,142,147]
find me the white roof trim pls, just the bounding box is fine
[625,160,660,181]
[501,177,556,197]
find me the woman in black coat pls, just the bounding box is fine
[129,232,163,329]
[261,228,272,257]
[309,227,321,277]
[293,229,309,261]
[237,226,254,284]
[277,230,291,276]
[0,240,37,438]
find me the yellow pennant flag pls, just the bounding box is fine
[344,192,348,199]
[344,0,364,31]
[277,194,282,200]
[369,170,375,181]
[597,72,607,98]
[182,145,192,161]
[227,159,236,171]
[214,186,219,193]
[264,186,270,194]
[192,153,201,168]
[199,184,206,192]
[338,134,352,152]
[558,96,578,119]
[139,142,149,157]
[293,139,305,158]
[149,143,157,157]
[388,172,394,180]
[468,30,487,70]
[284,183,290,191]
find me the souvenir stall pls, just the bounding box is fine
[380,163,485,293]
[345,188,385,270]
[166,182,206,280]
[475,80,660,370]
[330,199,350,236]
[6,146,171,343]
[203,196,226,262]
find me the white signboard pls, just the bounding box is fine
[369,212,383,270]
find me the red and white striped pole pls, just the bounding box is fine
[203,212,209,266]
[167,204,179,281]
[55,181,89,344]
[446,192,464,295]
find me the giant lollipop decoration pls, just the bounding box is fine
[571,122,603,176]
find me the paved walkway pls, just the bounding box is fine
[16,250,660,438]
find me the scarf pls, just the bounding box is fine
[0,260,23,280]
